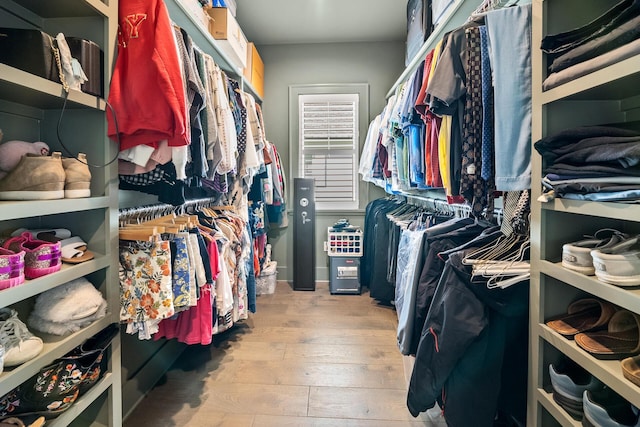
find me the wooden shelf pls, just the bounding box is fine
[536,389,581,427]
[539,324,640,409]
[541,54,640,104]
[0,65,106,111]
[11,0,110,18]
[539,261,640,313]
[540,198,640,223]
[48,373,113,427]
[0,197,110,221]
[0,254,111,309]
[0,318,115,396]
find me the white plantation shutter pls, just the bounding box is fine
[299,93,359,210]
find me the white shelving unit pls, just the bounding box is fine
[0,0,121,425]
[529,0,640,425]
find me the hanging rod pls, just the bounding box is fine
[118,197,223,221]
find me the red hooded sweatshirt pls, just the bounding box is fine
[107,0,189,150]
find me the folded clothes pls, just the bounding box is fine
[549,14,640,73]
[534,126,640,163]
[543,37,640,91]
[541,0,640,55]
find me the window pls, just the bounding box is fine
[298,93,359,210]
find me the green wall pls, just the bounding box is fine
[258,41,405,281]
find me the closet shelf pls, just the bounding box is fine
[0,255,110,309]
[536,389,581,427]
[540,261,640,313]
[541,54,640,104]
[0,65,106,111]
[0,197,110,221]
[385,0,483,98]
[540,198,640,223]
[47,373,113,427]
[11,0,109,18]
[0,317,114,397]
[539,324,640,409]
[164,0,243,77]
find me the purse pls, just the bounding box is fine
[0,28,60,83]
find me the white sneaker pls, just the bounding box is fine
[0,308,43,367]
[562,229,627,275]
[591,236,640,287]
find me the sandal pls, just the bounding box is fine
[575,310,640,359]
[546,298,618,338]
[22,232,94,264]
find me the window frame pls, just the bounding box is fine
[289,84,369,211]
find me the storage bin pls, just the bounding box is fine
[256,261,277,295]
[243,42,264,98]
[206,7,248,69]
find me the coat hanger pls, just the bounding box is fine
[119,226,164,242]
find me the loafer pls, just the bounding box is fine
[549,357,603,419]
[591,235,640,286]
[583,388,640,427]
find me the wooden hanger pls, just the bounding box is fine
[119,226,164,242]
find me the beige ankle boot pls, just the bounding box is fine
[0,152,64,200]
[61,153,91,198]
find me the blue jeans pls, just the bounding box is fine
[486,4,532,191]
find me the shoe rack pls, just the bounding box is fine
[0,1,121,426]
[529,0,640,425]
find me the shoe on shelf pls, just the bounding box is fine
[562,229,628,275]
[0,247,25,290]
[0,416,46,427]
[546,298,618,338]
[575,310,640,360]
[591,235,640,287]
[0,152,65,201]
[621,355,640,388]
[0,308,43,367]
[61,153,91,199]
[2,232,61,279]
[583,387,640,427]
[549,357,603,419]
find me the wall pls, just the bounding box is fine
[258,41,405,281]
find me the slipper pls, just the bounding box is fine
[546,298,618,338]
[11,227,71,240]
[621,355,640,388]
[575,310,640,359]
[36,234,94,264]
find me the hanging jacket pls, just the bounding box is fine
[407,248,528,427]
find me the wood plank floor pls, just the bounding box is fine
[123,282,446,427]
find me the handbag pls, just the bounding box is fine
[0,28,60,83]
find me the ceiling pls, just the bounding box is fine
[235,0,407,46]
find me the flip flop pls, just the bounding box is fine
[621,355,640,388]
[575,310,640,359]
[546,298,618,338]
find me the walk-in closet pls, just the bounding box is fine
[0,0,639,426]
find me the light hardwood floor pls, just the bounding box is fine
[123,281,445,426]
